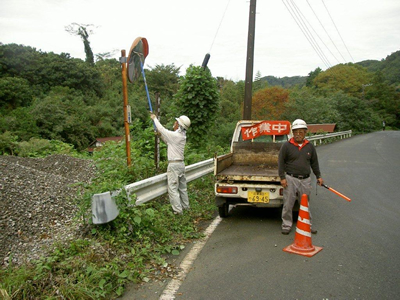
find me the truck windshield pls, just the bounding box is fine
[238,133,288,143]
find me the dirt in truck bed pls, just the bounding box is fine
[216,164,279,177]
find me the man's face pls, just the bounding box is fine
[293,128,306,144]
[173,121,179,131]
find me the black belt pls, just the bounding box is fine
[287,173,310,179]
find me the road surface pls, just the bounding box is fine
[123,131,400,299]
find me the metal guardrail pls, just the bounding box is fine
[92,131,351,224]
[307,130,352,146]
[91,159,214,224]
[125,158,214,205]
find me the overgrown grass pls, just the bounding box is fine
[0,128,224,299]
[1,177,216,299]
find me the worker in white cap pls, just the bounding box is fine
[278,119,324,234]
[150,113,191,215]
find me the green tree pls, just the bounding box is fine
[146,64,181,122]
[65,23,95,64]
[253,71,268,91]
[146,64,180,98]
[305,67,322,87]
[0,107,39,141]
[332,91,381,132]
[0,131,19,155]
[30,87,96,149]
[282,87,339,124]
[209,79,244,147]
[0,77,33,110]
[380,50,400,86]
[174,66,220,146]
[313,63,372,98]
[0,44,104,98]
[367,71,400,127]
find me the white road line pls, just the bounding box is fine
[159,216,222,300]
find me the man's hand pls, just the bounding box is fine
[150,113,156,120]
[281,179,288,188]
[317,178,324,186]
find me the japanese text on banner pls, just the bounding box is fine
[241,121,291,140]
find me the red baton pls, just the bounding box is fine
[321,184,351,202]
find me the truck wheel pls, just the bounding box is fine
[218,203,229,218]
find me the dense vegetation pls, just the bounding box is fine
[0,42,399,298]
[1,44,399,156]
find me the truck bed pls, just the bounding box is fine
[215,141,282,182]
[217,164,279,179]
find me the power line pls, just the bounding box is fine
[290,0,332,67]
[208,0,232,54]
[322,0,355,62]
[305,0,342,64]
[282,0,331,69]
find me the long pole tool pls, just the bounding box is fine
[321,184,351,202]
[137,54,153,113]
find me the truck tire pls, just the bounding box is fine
[218,203,229,218]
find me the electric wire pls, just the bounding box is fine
[208,0,231,54]
[282,0,330,69]
[305,0,342,64]
[285,0,331,68]
[290,0,332,68]
[322,0,355,62]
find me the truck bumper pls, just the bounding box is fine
[215,183,283,208]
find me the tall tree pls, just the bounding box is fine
[252,86,289,120]
[146,64,181,120]
[253,70,268,91]
[305,67,322,87]
[30,86,96,149]
[146,64,181,99]
[313,63,372,98]
[174,65,220,147]
[0,77,33,110]
[65,23,95,64]
[282,87,339,124]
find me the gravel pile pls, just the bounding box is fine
[0,154,97,267]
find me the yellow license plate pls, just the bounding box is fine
[248,191,269,203]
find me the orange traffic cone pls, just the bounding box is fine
[283,194,323,257]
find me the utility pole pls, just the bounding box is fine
[243,0,257,120]
[154,93,161,170]
[120,50,131,166]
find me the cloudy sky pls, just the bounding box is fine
[1,0,399,81]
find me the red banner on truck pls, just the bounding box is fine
[241,120,291,140]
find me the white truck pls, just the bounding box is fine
[214,120,292,217]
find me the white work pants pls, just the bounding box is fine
[167,162,189,213]
[281,175,312,230]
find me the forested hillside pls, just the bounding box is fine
[1,43,399,155]
[259,50,400,89]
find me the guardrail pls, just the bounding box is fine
[307,130,352,146]
[125,158,214,206]
[92,130,351,224]
[92,159,214,224]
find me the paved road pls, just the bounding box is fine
[124,131,400,300]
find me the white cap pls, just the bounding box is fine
[175,115,191,130]
[292,119,308,130]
